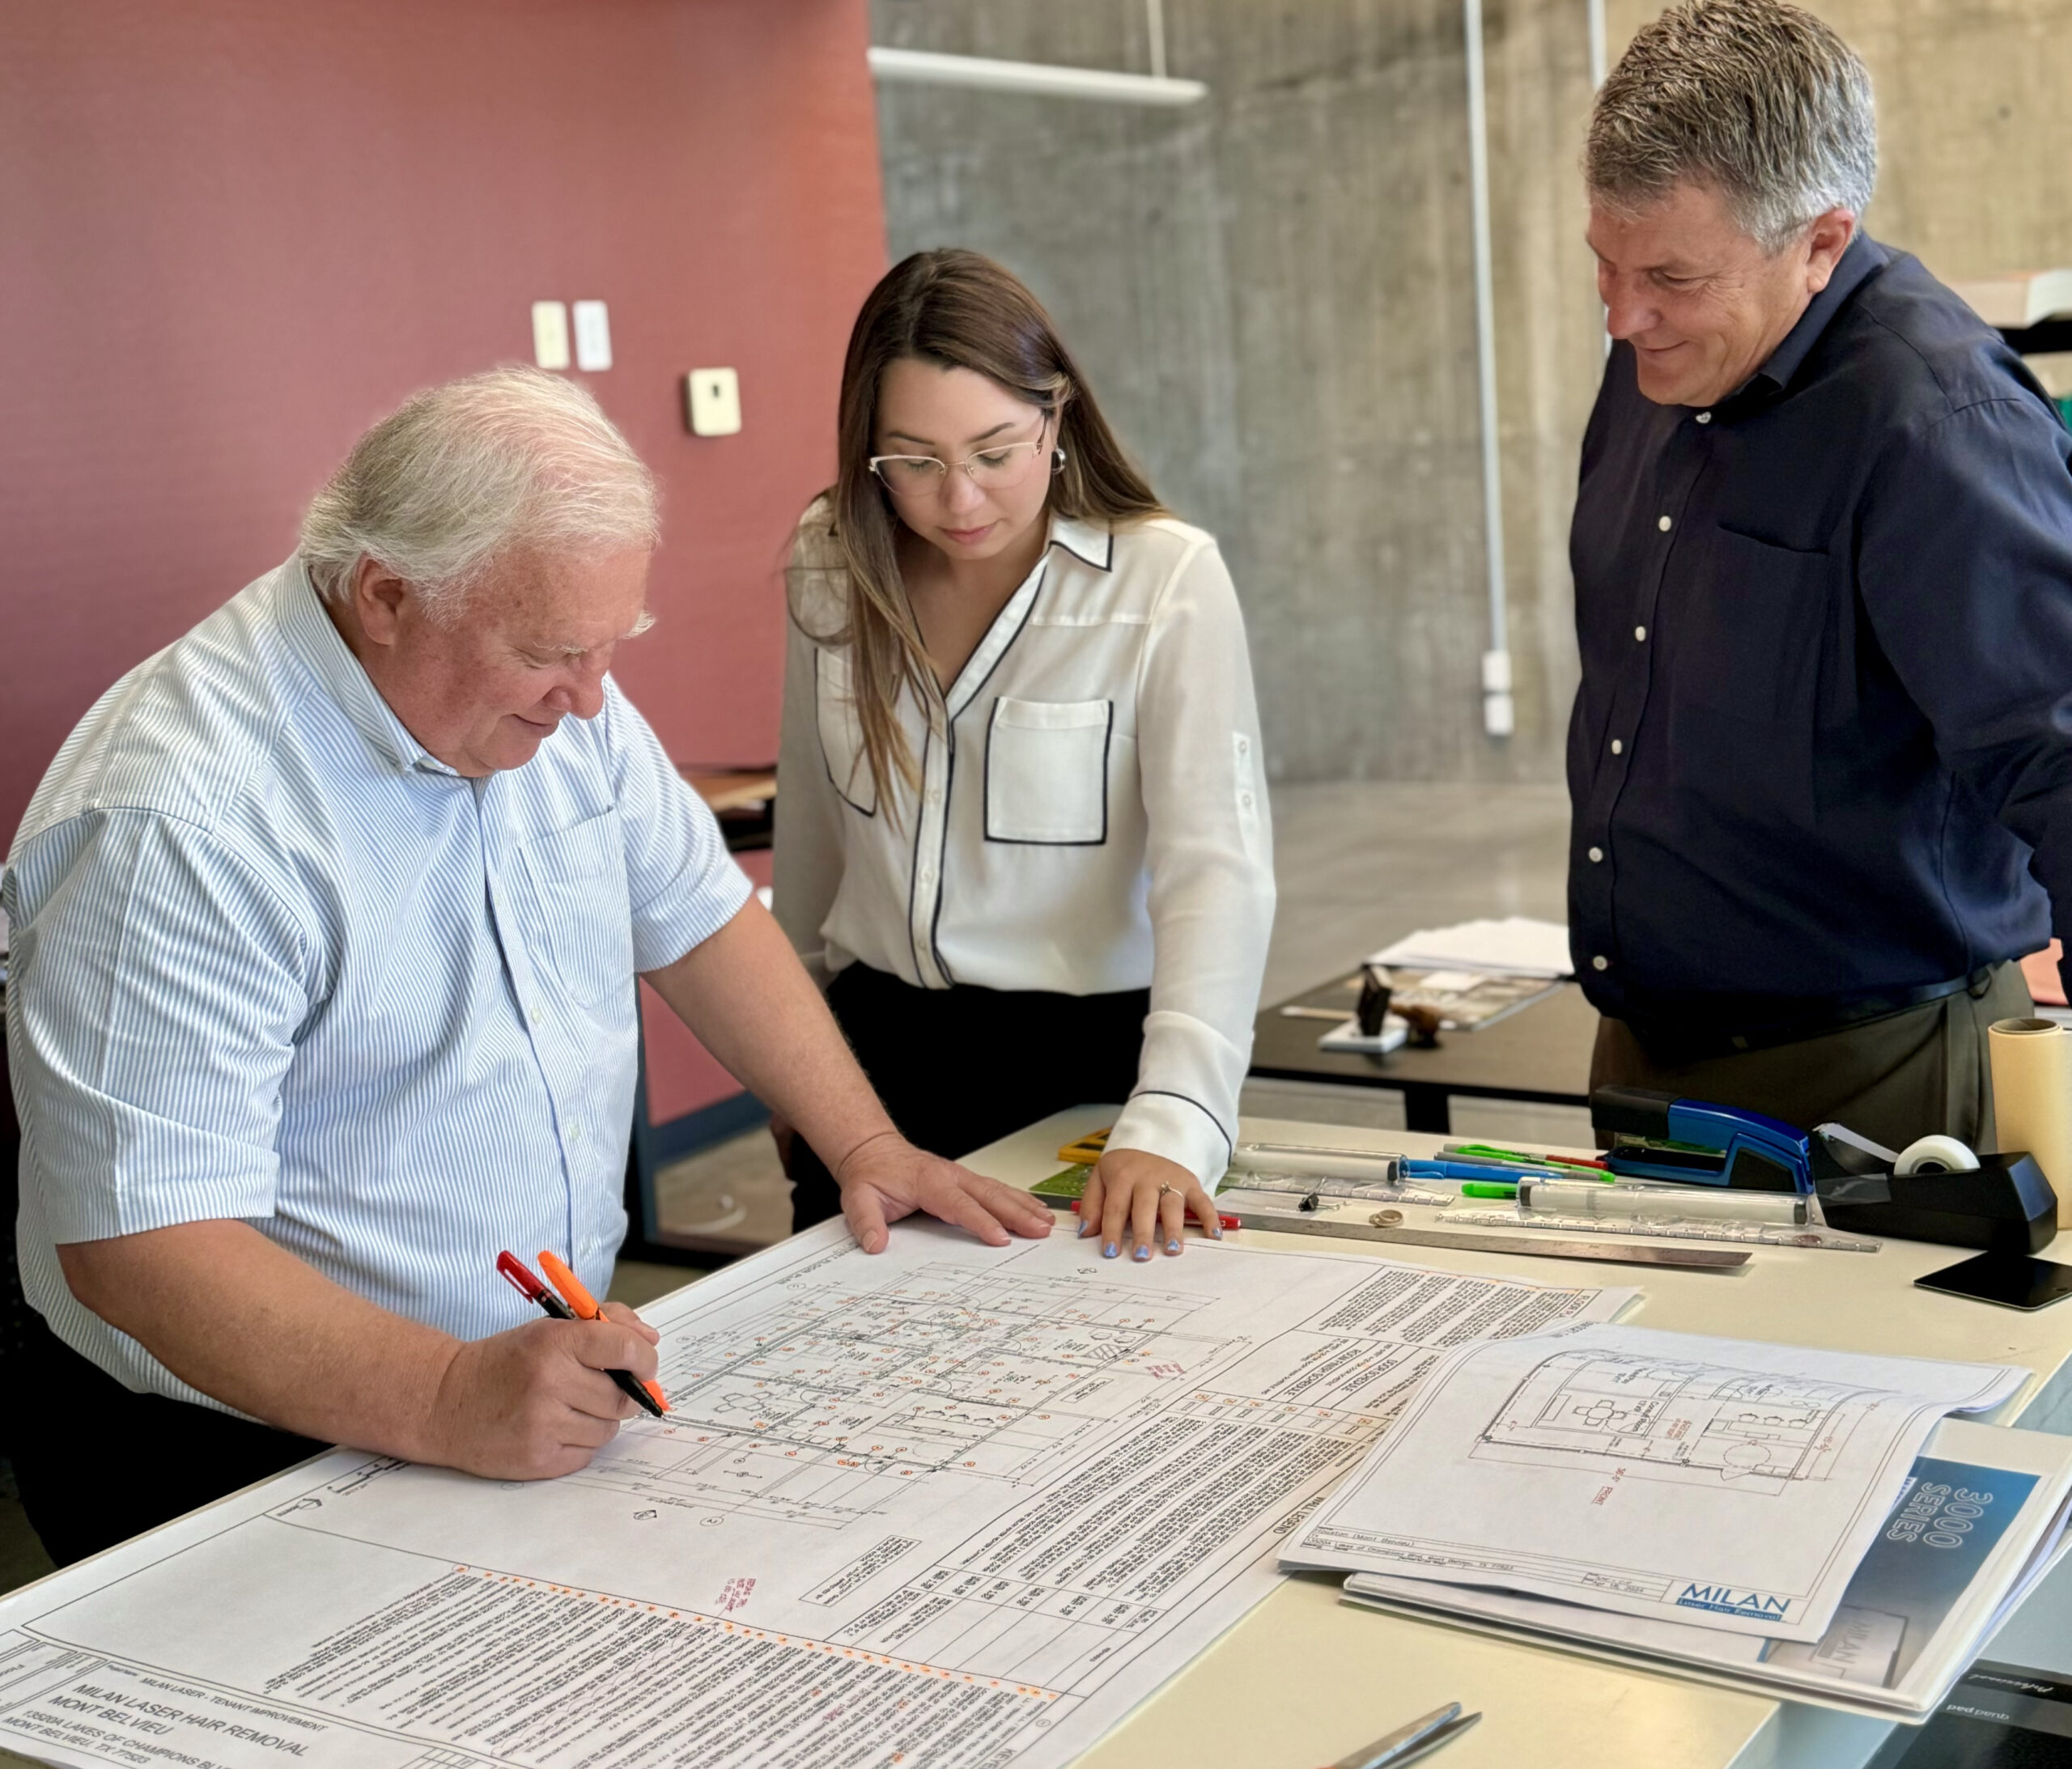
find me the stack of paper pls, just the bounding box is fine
[1367,916,1573,978]
[1282,1322,2072,1720]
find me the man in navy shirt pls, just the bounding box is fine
[1570,0,2072,1151]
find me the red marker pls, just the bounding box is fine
[1069,1202,1240,1232]
[495,1250,667,1418]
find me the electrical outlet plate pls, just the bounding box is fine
[571,300,612,372]
[686,367,742,436]
[531,301,570,371]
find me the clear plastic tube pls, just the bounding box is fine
[1516,1178,1807,1226]
[1229,1143,1403,1181]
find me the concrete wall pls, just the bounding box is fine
[872,0,2072,785]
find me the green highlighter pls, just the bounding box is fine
[1458,1181,1520,1200]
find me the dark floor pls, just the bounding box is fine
[0,1458,53,1595]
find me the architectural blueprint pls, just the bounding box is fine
[1471,1349,1879,1495]
[0,1220,1637,1769]
[1288,1321,2026,1643]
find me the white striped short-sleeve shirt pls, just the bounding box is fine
[4,558,749,1406]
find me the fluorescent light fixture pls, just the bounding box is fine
[867,46,1207,106]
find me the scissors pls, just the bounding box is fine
[1319,1702,1481,1769]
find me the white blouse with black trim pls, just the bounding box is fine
[773,503,1276,1189]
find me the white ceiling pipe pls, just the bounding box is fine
[1463,0,1512,739]
[867,46,1208,107]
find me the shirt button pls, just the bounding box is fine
[1657,515,1672,532]
[530,1006,544,1027]
[926,788,942,805]
[1240,793,1255,809]
[1696,411,1713,424]
[1592,955,1610,972]
[919,867,935,885]
[1610,739,1624,755]
[1633,626,1647,642]
[1588,846,1604,863]
[1237,736,1250,755]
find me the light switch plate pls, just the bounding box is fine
[531,301,570,371]
[572,300,613,372]
[686,367,741,436]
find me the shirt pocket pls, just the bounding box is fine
[984,697,1112,845]
[816,647,877,816]
[519,810,635,1010]
[1681,528,1832,727]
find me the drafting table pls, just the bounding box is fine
[5,1110,2070,1769]
[964,1109,2072,1769]
[1250,972,1596,1132]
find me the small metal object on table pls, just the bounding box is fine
[1323,1700,1481,1769]
[1252,969,1597,1134]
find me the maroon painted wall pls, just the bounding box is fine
[0,0,887,846]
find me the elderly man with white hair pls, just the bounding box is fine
[4,366,1052,1565]
[1569,0,2072,1152]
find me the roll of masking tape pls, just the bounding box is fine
[1989,1016,2072,1227]
[1894,1134,1979,1176]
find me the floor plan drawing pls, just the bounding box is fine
[1470,1348,1879,1493]
[567,1262,1240,1527]
[1290,1322,2024,1644]
[0,1224,1639,1769]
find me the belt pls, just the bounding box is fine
[1620,965,2000,1065]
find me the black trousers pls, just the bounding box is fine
[791,964,1149,1231]
[13,1311,328,1566]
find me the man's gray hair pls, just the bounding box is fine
[299,365,660,617]
[1586,0,1877,253]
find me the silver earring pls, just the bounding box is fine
[1052,448,1068,474]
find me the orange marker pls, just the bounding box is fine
[537,1249,669,1415]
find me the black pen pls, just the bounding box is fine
[495,1249,667,1419]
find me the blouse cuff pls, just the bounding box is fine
[1106,1090,1233,1191]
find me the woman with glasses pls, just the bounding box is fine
[772,249,1274,1262]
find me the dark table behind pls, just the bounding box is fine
[1249,972,1599,1134]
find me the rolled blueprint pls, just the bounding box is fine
[1989,1017,2072,1228]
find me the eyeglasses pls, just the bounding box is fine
[868,428,1055,495]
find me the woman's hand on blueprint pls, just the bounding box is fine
[1080,1148,1221,1262]
[835,1131,1055,1254]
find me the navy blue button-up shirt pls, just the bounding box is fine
[1568,234,2072,1033]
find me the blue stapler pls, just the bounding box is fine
[1590,1086,1813,1194]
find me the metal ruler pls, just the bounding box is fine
[1220,1197,1748,1270]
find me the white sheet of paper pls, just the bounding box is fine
[1365,916,1573,978]
[1341,1416,2072,1720]
[0,1221,1636,1769]
[1287,1321,2025,1643]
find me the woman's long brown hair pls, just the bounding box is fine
[791,249,1167,811]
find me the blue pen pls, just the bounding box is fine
[1400,1157,1569,1183]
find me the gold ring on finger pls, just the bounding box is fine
[1156,1182,1179,1198]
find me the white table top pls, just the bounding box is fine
[6,1109,2065,1769]
[958,1108,2072,1769]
